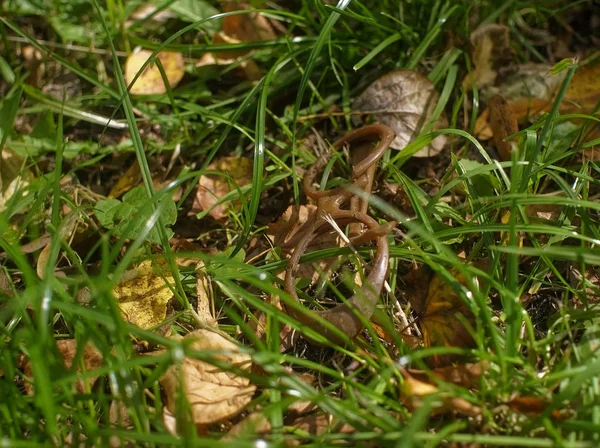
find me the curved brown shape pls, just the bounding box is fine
[284,124,395,345]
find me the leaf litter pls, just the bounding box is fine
[2,1,598,444]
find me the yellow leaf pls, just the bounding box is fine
[112,260,174,330]
[125,49,184,95]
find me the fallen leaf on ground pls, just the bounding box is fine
[488,94,519,161]
[475,62,600,140]
[404,265,477,367]
[506,396,569,420]
[23,339,104,394]
[108,162,142,199]
[125,49,185,95]
[125,3,177,28]
[196,261,218,328]
[224,412,271,440]
[287,414,355,445]
[463,23,512,90]
[195,2,276,80]
[400,369,482,417]
[110,400,133,428]
[160,330,255,432]
[192,156,253,221]
[352,69,448,157]
[408,360,488,389]
[0,148,33,213]
[112,260,175,330]
[223,2,276,44]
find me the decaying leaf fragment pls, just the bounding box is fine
[112,260,175,330]
[400,369,482,417]
[463,23,512,90]
[160,330,255,430]
[195,2,277,80]
[405,265,477,367]
[352,70,448,157]
[125,49,185,95]
[192,156,253,221]
[488,94,519,161]
[23,339,104,394]
[0,148,33,212]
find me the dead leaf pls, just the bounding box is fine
[489,94,519,161]
[223,2,276,42]
[160,329,255,429]
[109,162,142,199]
[126,3,176,28]
[125,49,184,95]
[110,400,133,428]
[408,360,488,389]
[400,369,482,417]
[0,270,12,297]
[288,414,355,443]
[194,2,275,80]
[352,70,448,157]
[405,265,477,367]
[192,156,253,221]
[0,148,33,213]
[506,396,569,420]
[224,412,271,440]
[463,23,512,90]
[23,339,104,394]
[196,261,218,328]
[476,63,600,139]
[112,260,175,330]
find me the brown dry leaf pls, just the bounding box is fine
[110,400,133,428]
[463,23,512,90]
[125,49,184,95]
[0,270,12,297]
[352,69,448,157]
[126,3,176,28]
[400,370,482,417]
[223,2,276,44]
[406,266,477,367]
[194,2,275,80]
[224,412,271,441]
[196,261,218,328]
[192,156,253,221]
[476,63,600,139]
[506,396,568,420]
[109,162,142,199]
[112,260,175,330]
[23,339,104,394]
[288,414,355,444]
[160,329,255,430]
[489,94,519,161]
[408,360,487,389]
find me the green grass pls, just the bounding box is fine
[1,0,600,446]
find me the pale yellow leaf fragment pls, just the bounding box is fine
[160,330,255,430]
[112,260,174,330]
[125,49,184,95]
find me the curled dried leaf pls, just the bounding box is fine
[160,330,255,428]
[352,70,448,157]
